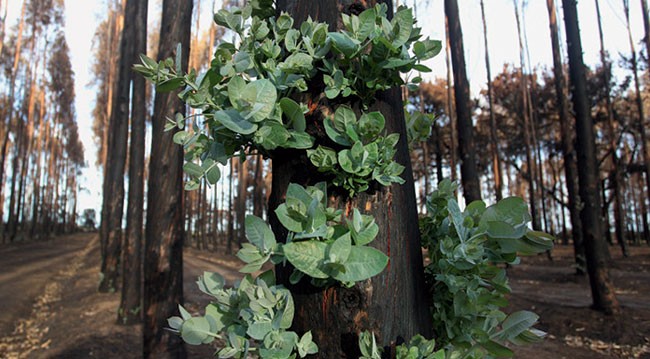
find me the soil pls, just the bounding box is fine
[0,233,648,358]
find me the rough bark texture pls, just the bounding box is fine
[562,0,620,314]
[99,0,138,293]
[143,0,192,356]
[118,0,148,325]
[546,0,586,274]
[271,1,432,357]
[444,0,481,203]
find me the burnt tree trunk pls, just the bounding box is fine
[562,0,620,314]
[271,1,432,357]
[143,0,192,356]
[99,0,138,293]
[118,0,148,325]
[546,0,585,274]
[445,0,481,203]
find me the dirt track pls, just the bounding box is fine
[0,233,648,358]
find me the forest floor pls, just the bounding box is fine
[0,233,648,358]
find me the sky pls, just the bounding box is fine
[2,0,647,215]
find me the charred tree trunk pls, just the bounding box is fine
[118,0,148,325]
[271,1,432,356]
[253,155,265,218]
[99,0,138,293]
[562,0,620,314]
[624,0,650,247]
[143,0,192,356]
[546,0,586,274]
[444,17,457,183]
[445,0,481,203]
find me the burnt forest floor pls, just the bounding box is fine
[0,233,648,358]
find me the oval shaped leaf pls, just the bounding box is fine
[333,245,388,282]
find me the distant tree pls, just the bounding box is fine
[82,209,97,230]
[98,0,139,293]
[445,0,481,202]
[562,0,620,314]
[142,0,193,356]
[118,0,148,325]
[546,0,586,273]
[480,0,503,201]
[594,0,628,257]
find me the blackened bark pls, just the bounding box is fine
[118,0,148,325]
[272,1,432,356]
[546,0,586,274]
[99,0,138,293]
[445,0,481,203]
[143,0,192,356]
[562,0,620,314]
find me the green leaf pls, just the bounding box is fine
[327,232,352,264]
[227,76,246,107]
[391,7,414,47]
[254,124,291,150]
[280,98,306,132]
[279,52,314,73]
[240,79,278,122]
[283,241,329,279]
[285,28,301,51]
[328,32,361,58]
[245,215,276,251]
[183,162,204,178]
[275,204,305,233]
[180,316,214,345]
[333,245,388,282]
[349,209,379,245]
[280,293,294,329]
[358,112,385,141]
[233,51,252,72]
[247,321,273,341]
[285,131,314,149]
[482,340,514,358]
[157,77,184,92]
[197,271,225,296]
[214,109,258,135]
[297,331,319,357]
[324,117,351,146]
[493,311,539,342]
[202,159,221,184]
[413,39,442,60]
[358,7,378,41]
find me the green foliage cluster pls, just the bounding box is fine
[168,271,317,358]
[308,106,405,195]
[404,110,435,146]
[237,183,388,287]
[420,180,552,358]
[359,331,445,359]
[134,2,439,192]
